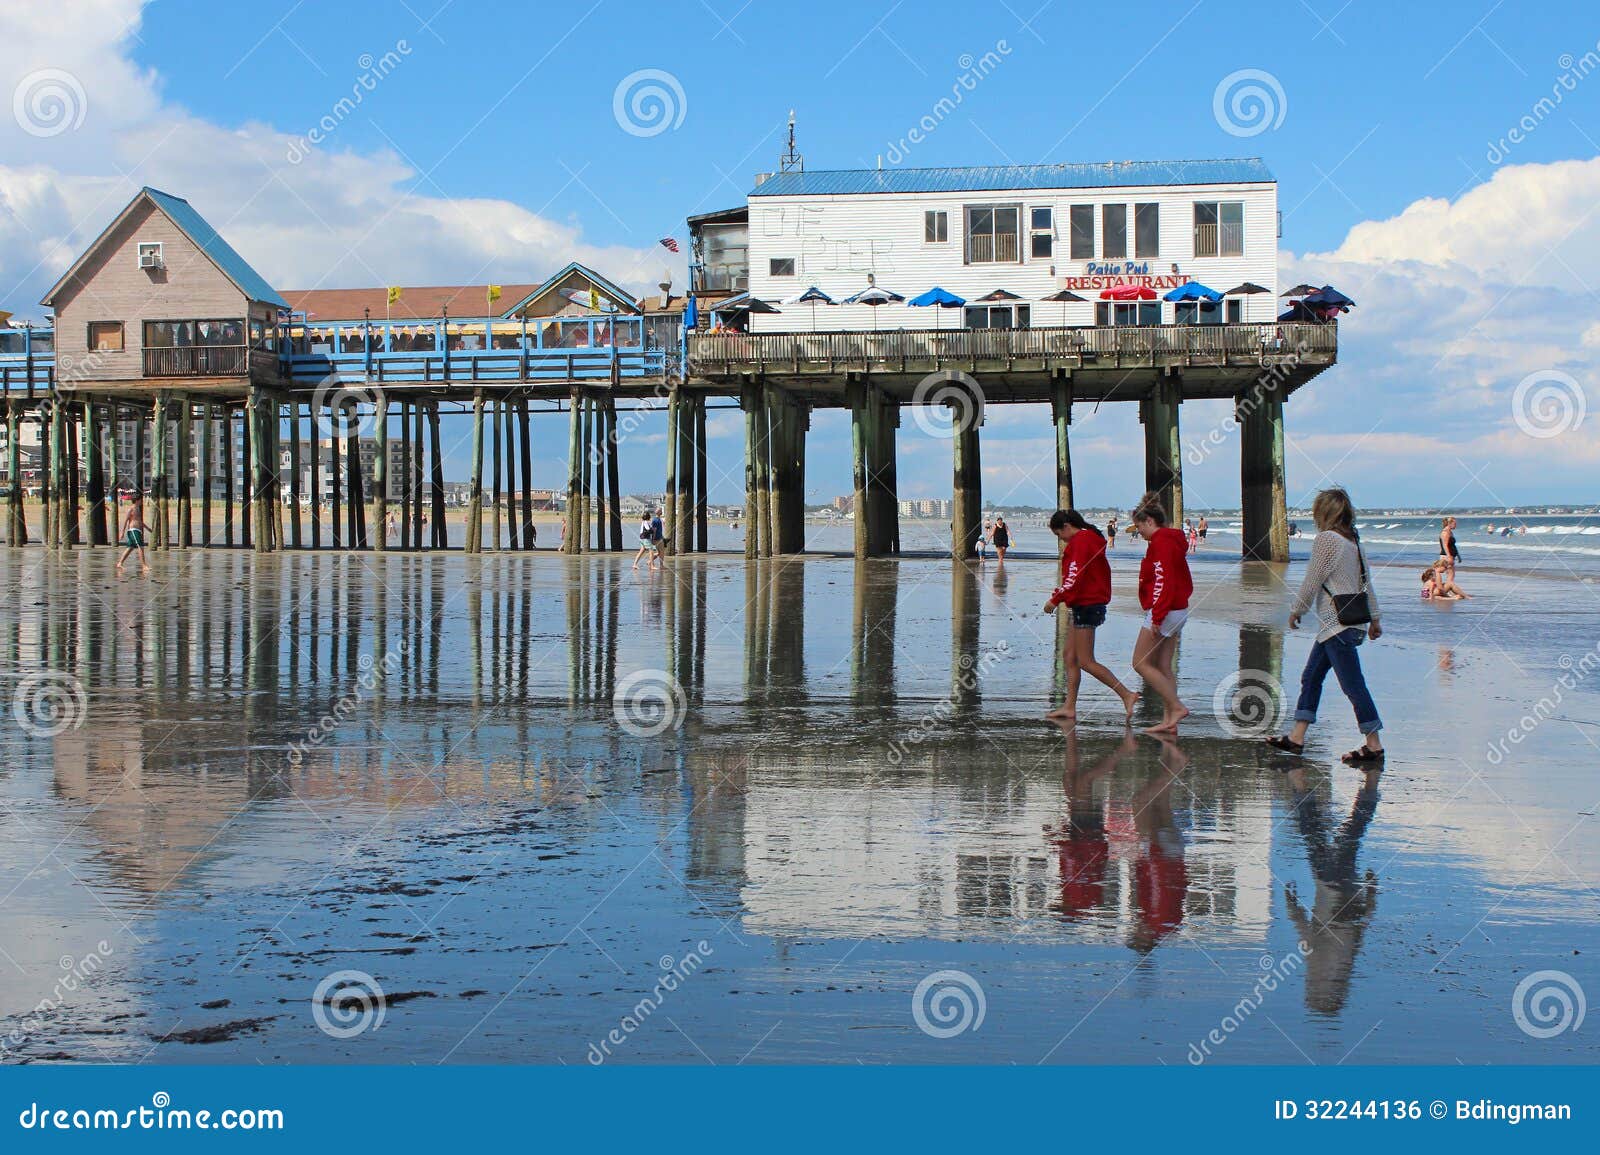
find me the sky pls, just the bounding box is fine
[2,0,1597,511]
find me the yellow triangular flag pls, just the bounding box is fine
[387,286,402,305]
[487,284,502,307]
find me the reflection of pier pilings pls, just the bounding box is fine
[851,559,897,711]
[741,559,805,708]
[951,560,981,713]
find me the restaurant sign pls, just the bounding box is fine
[1062,262,1191,291]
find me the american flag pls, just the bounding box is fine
[659,237,680,253]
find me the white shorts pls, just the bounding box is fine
[1143,608,1188,638]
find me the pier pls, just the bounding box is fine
[2,170,1338,566]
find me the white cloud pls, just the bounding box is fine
[0,3,677,320]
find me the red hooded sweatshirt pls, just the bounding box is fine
[1138,526,1193,628]
[1046,529,1112,609]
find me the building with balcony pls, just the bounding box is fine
[39,187,289,394]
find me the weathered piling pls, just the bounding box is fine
[84,397,107,545]
[663,386,680,557]
[742,384,761,560]
[677,390,695,555]
[606,397,624,551]
[491,398,504,551]
[850,381,869,561]
[1051,375,1074,513]
[694,395,709,552]
[348,400,366,549]
[240,402,252,549]
[177,395,192,547]
[1141,372,1183,527]
[466,390,484,554]
[152,392,170,549]
[410,399,424,550]
[1239,382,1289,563]
[65,407,80,546]
[516,398,534,551]
[6,401,25,545]
[200,401,215,547]
[271,397,286,551]
[951,408,982,560]
[288,401,302,549]
[304,403,317,549]
[764,388,783,557]
[580,391,594,551]
[329,400,342,549]
[428,401,445,549]
[874,392,898,556]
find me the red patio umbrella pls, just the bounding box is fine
[1099,284,1157,301]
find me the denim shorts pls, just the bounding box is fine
[1070,603,1108,629]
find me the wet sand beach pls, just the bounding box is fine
[1,546,1596,1065]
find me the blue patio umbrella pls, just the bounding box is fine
[1302,285,1355,309]
[684,294,698,330]
[907,286,966,330]
[1163,281,1223,302]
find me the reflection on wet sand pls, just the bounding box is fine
[31,548,1583,1064]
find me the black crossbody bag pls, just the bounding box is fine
[1322,539,1372,626]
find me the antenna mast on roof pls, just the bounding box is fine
[779,109,804,173]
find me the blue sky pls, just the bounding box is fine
[3,1,1598,509]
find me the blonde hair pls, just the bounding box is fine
[1312,487,1358,540]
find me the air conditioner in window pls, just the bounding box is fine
[138,245,163,269]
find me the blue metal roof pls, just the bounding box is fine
[750,159,1273,197]
[143,187,290,309]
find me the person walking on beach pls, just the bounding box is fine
[991,517,1011,564]
[1131,492,1192,734]
[1197,515,1208,543]
[632,512,654,570]
[1043,510,1140,723]
[115,490,150,576]
[1266,487,1386,766]
[1105,517,1117,549]
[649,507,666,570]
[977,518,990,561]
[1438,516,1461,571]
[1185,519,1199,554]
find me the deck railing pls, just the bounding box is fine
[687,322,1337,373]
[143,345,249,377]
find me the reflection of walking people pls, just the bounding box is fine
[1043,510,1138,723]
[1267,487,1385,766]
[1046,729,1136,921]
[1131,493,1192,734]
[115,491,151,576]
[1284,768,1381,1015]
[1127,737,1190,956]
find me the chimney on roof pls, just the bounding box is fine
[753,172,773,185]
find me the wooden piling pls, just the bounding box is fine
[467,390,485,554]
[1141,373,1183,528]
[200,402,214,547]
[1050,375,1074,513]
[271,397,286,551]
[765,389,786,556]
[874,393,899,556]
[84,397,107,546]
[428,401,445,549]
[66,405,81,546]
[176,395,192,547]
[152,392,170,550]
[663,386,680,557]
[347,400,366,549]
[678,390,695,556]
[606,397,623,551]
[742,385,761,560]
[694,395,709,553]
[952,410,982,561]
[517,398,534,551]
[43,399,59,549]
[411,399,424,550]
[288,400,302,549]
[580,391,594,551]
[6,401,24,545]
[491,397,504,551]
[329,400,342,550]
[1239,382,1288,563]
[850,382,870,561]
[305,403,318,549]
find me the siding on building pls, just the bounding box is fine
[743,177,1278,331]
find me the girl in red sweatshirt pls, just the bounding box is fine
[1043,510,1140,723]
[1132,492,1193,734]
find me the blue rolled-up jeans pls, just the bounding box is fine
[1294,627,1382,734]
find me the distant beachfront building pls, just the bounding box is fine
[739,160,1279,330]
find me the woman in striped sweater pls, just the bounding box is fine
[1267,487,1386,765]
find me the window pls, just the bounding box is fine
[1030,207,1053,258]
[1174,300,1224,325]
[87,321,124,352]
[924,210,949,243]
[1194,201,1243,257]
[1095,301,1161,327]
[143,319,245,348]
[1134,203,1159,258]
[1227,298,1242,323]
[963,305,1030,329]
[965,204,1021,263]
[136,241,163,268]
[1101,204,1127,260]
[769,257,796,277]
[1069,204,1094,260]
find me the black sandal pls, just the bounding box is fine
[1341,747,1385,765]
[1265,735,1304,755]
